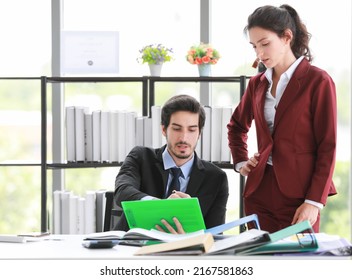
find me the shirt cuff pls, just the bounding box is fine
[305,199,324,210]
[141,195,155,200]
[235,161,247,172]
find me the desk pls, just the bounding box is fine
[0,235,351,280]
[0,234,351,260]
[0,235,141,259]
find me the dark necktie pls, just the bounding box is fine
[166,167,182,197]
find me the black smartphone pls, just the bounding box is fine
[82,240,119,249]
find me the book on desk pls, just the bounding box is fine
[82,213,351,256]
[83,214,262,251]
[133,220,320,256]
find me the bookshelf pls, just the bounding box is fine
[0,76,248,232]
[42,76,149,232]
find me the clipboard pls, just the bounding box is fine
[121,198,206,233]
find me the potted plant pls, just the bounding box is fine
[137,44,173,76]
[186,43,220,76]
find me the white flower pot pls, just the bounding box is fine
[197,64,211,76]
[149,64,163,76]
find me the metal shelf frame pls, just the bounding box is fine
[1,75,248,232]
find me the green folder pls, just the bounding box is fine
[121,198,206,233]
[238,220,318,255]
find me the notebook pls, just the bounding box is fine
[121,198,206,233]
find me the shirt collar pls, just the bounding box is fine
[162,148,194,178]
[264,56,304,82]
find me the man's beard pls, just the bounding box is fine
[173,152,191,159]
[170,141,195,159]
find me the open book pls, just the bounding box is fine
[84,228,204,242]
[131,220,319,256]
[134,233,214,255]
[85,213,260,241]
[85,214,261,243]
[133,228,271,256]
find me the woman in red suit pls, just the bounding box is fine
[227,4,337,233]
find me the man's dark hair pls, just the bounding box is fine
[161,94,205,131]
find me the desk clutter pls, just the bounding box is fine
[0,215,351,257]
[81,215,352,256]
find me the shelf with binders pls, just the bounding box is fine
[42,76,150,233]
[44,76,149,167]
[0,76,251,233]
[44,75,250,233]
[147,75,248,168]
[46,76,248,169]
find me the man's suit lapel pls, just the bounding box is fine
[156,145,170,196]
[186,155,205,196]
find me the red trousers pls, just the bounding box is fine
[244,165,320,233]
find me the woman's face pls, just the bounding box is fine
[249,26,291,69]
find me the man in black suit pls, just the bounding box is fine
[114,94,229,232]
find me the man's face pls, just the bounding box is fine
[162,111,200,165]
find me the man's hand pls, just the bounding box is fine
[168,191,191,199]
[155,217,185,234]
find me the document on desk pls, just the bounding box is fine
[206,229,270,255]
[134,233,214,255]
[275,233,352,256]
[0,233,49,243]
[205,214,261,235]
[237,221,319,255]
[84,227,205,242]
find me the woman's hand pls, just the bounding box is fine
[239,153,260,176]
[292,202,319,227]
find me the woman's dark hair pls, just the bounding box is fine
[161,94,205,131]
[244,4,313,62]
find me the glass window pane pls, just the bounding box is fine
[0,1,50,233]
[63,0,200,77]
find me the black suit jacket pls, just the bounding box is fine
[114,145,229,231]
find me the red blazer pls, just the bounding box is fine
[228,58,337,205]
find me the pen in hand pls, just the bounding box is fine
[168,190,191,199]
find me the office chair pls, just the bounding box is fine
[104,191,123,231]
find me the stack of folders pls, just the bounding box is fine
[207,220,318,255]
[235,220,318,255]
[134,218,319,256]
[84,196,321,256]
[133,214,269,256]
